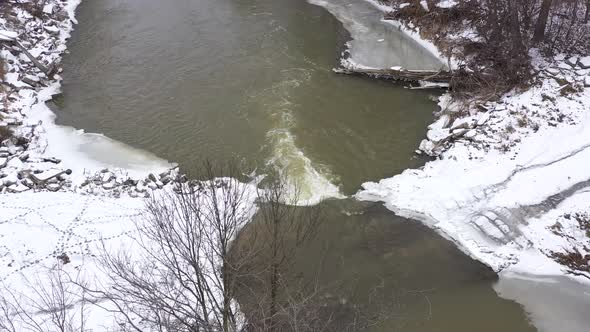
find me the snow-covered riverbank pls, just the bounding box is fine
[352,0,590,284]
[0,0,175,197]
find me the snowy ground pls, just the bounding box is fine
[0,192,144,329]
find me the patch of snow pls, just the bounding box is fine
[437,0,458,8]
[43,3,55,14]
[0,29,17,41]
[419,0,429,11]
[579,56,590,69]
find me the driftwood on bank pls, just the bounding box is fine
[0,38,55,78]
[334,66,452,84]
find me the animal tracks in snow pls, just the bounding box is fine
[0,192,144,282]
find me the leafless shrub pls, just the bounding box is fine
[83,163,254,332]
[0,264,89,332]
[75,162,329,332]
[549,212,590,280]
[234,180,324,332]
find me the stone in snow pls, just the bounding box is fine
[8,183,29,193]
[7,157,23,169]
[494,105,507,112]
[566,56,579,67]
[22,178,34,188]
[419,139,435,154]
[579,56,590,69]
[451,118,472,130]
[558,62,572,70]
[25,75,40,82]
[102,172,114,183]
[545,68,560,76]
[44,25,60,34]
[35,169,63,182]
[46,183,61,192]
[43,3,54,14]
[585,76,590,88]
[428,114,451,130]
[477,112,491,126]
[2,173,18,186]
[136,182,146,192]
[426,128,451,143]
[464,130,477,139]
[0,30,17,41]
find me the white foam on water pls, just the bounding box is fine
[265,128,345,205]
[250,69,345,206]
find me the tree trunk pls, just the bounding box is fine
[508,0,524,53]
[533,0,553,44]
[268,215,280,332]
[222,260,231,332]
[585,0,590,23]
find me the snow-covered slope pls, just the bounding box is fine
[358,52,590,282]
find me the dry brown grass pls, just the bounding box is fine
[549,213,590,280]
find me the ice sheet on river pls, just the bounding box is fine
[27,84,175,182]
[308,0,447,70]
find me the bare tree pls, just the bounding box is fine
[241,180,323,332]
[0,264,88,332]
[86,163,257,332]
[508,0,524,52]
[585,0,590,23]
[85,164,332,332]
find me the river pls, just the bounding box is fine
[52,0,584,330]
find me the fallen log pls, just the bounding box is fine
[11,40,54,77]
[0,37,54,78]
[334,66,452,84]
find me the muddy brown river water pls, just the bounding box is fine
[53,0,552,330]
